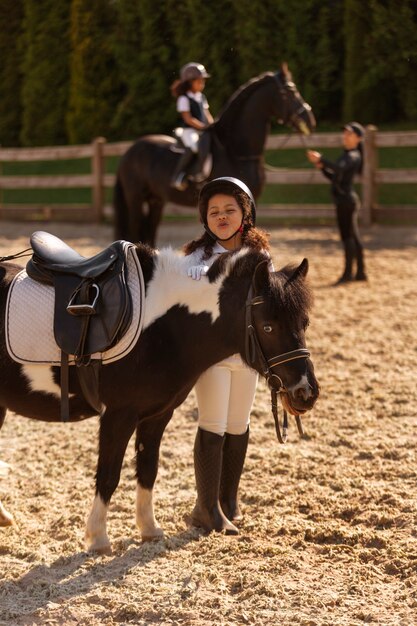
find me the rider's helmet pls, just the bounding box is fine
[180,62,210,82]
[343,121,365,138]
[198,177,257,238]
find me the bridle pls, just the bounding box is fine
[245,283,310,443]
[273,73,312,136]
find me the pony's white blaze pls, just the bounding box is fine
[143,249,222,330]
[288,374,312,398]
[22,364,61,397]
[85,494,110,553]
[136,484,163,539]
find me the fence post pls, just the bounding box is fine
[362,125,378,226]
[92,137,106,222]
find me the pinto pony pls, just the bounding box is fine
[0,243,319,553]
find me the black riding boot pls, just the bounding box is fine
[355,241,367,281]
[335,238,355,284]
[220,428,249,521]
[191,428,239,535]
[170,148,194,191]
[192,132,211,183]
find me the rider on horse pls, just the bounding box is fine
[170,62,214,191]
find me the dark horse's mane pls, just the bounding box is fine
[214,72,276,139]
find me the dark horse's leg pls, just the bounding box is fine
[85,408,137,554]
[135,411,172,540]
[0,406,13,527]
[143,197,165,248]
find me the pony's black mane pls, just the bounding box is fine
[214,72,276,137]
[269,264,313,328]
[207,248,269,284]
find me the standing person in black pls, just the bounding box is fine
[307,122,367,284]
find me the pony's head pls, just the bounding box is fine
[211,250,319,416]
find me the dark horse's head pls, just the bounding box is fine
[212,251,319,417]
[273,63,316,135]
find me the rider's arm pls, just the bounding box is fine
[180,110,207,130]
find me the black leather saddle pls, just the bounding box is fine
[26,231,133,420]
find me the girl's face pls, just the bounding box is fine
[190,77,205,93]
[343,129,361,150]
[206,194,243,249]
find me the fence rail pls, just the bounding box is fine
[0,128,416,224]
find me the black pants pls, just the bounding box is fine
[335,193,365,278]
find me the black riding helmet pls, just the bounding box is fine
[198,177,257,241]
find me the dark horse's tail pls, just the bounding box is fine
[113,175,130,241]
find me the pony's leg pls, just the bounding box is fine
[85,409,137,554]
[135,412,172,540]
[0,407,13,527]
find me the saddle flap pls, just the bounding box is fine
[53,264,131,357]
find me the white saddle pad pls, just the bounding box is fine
[5,243,145,366]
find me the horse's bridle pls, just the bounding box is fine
[273,74,312,136]
[245,284,310,443]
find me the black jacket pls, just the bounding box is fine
[320,148,362,202]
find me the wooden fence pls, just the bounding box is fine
[0,127,416,224]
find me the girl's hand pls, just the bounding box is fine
[187,265,209,280]
[306,150,322,164]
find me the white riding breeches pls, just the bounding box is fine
[174,127,201,153]
[195,354,258,436]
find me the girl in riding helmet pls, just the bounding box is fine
[183,176,271,535]
[170,62,214,190]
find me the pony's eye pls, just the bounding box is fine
[263,325,273,333]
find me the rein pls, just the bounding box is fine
[245,285,310,443]
[0,248,32,263]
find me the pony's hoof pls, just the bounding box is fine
[0,515,14,527]
[0,504,14,527]
[141,527,164,542]
[88,543,112,556]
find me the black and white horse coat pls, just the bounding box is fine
[0,245,319,552]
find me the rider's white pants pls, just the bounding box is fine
[195,354,258,436]
[175,127,201,153]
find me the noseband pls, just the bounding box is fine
[245,285,310,443]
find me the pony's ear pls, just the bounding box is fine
[252,259,270,294]
[285,258,309,285]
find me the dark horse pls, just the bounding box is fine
[0,242,319,553]
[114,66,315,245]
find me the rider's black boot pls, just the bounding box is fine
[220,428,249,521]
[335,238,355,284]
[191,428,239,535]
[170,148,194,191]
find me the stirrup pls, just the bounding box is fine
[171,173,188,191]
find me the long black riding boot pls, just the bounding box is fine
[170,148,194,190]
[220,428,249,521]
[335,237,355,284]
[193,132,211,182]
[192,428,239,535]
[355,240,367,281]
